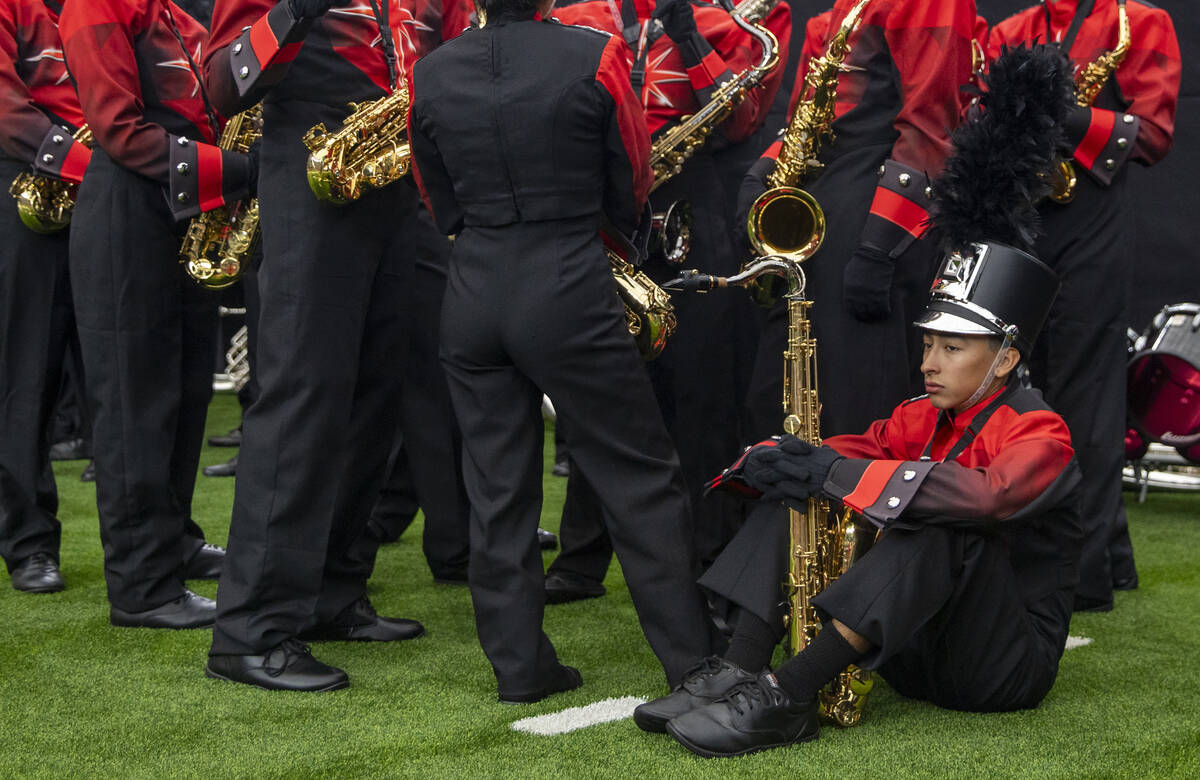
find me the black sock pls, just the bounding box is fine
[723,609,784,672]
[772,624,863,702]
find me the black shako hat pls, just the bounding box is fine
[919,43,1076,356]
[915,242,1059,356]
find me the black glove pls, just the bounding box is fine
[653,0,698,43]
[288,0,352,19]
[843,243,895,322]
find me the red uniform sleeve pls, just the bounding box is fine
[1110,3,1178,167]
[596,33,652,233]
[204,0,309,117]
[786,10,832,117]
[0,3,53,162]
[684,4,778,143]
[856,0,973,259]
[60,0,249,219]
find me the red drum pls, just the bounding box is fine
[1127,303,1200,449]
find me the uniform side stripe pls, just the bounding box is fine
[1074,108,1115,172]
[842,460,900,513]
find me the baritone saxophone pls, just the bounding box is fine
[8,124,92,234]
[180,104,263,289]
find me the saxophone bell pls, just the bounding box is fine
[746,185,826,262]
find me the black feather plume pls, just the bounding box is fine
[930,44,1076,254]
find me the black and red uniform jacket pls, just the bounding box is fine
[203,0,474,119]
[552,0,790,144]
[988,0,1179,186]
[0,0,89,182]
[751,0,976,261]
[59,0,252,221]
[408,13,652,238]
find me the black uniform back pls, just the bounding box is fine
[411,19,642,234]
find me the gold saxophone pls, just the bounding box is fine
[180,105,263,289]
[1049,0,1131,204]
[8,124,93,234]
[668,254,876,727]
[302,86,411,204]
[745,0,870,262]
[614,1,781,359]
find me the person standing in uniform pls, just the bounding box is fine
[0,0,90,594]
[988,0,1180,613]
[543,0,791,604]
[59,0,245,627]
[200,0,474,692]
[410,0,715,702]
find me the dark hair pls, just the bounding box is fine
[477,0,541,17]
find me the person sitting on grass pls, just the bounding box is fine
[636,44,1087,757]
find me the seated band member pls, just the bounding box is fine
[636,46,1086,757]
[409,0,714,702]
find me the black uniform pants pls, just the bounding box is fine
[211,102,415,656]
[441,218,712,695]
[70,150,214,612]
[367,206,469,580]
[1030,174,1133,609]
[548,155,746,584]
[743,143,934,441]
[700,505,1063,711]
[0,158,73,571]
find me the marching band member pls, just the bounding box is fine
[0,0,88,594]
[59,0,248,627]
[988,0,1180,613]
[545,0,792,604]
[200,0,470,692]
[409,0,715,702]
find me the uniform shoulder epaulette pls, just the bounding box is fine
[559,22,613,39]
[901,393,930,407]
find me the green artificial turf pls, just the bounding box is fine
[2,392,1199,778]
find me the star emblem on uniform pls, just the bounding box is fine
[641,48,689,109]
[157,44,203,97]
[328,3,379,22]
[25,48,71,84]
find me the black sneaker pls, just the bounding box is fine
[633,656,756,733]
[666,671,819,758]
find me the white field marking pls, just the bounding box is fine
[1065,635,1093,650]
[510,696,647,736]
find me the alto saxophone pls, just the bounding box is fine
[745,0,870,262]
[302,86,411,204]
[8,124,93,234]
[180,105,263,289]
[668,256,876,728]
[613,0,781,359]
[1049,0,1131,204]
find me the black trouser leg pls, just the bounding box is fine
[71,151,214,611]
[0,158,70,571]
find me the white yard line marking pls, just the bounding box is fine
[1065,635,1093,650]
[510,696,647,736]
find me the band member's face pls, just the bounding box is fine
[920,333,1012,412]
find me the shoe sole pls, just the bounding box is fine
[665,722,818,759]
[300,626,427,643]
[13,583,65,594]
[204,666,350,692]
[545,589,605,605]
[110,614,215,629]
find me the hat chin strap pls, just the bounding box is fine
[960,328,1016,411]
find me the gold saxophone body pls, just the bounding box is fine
[302,86,411,204]
[613,1,781,359]
[180,105,263,289]
[8,124,93,234]
[745,0,870,262]
[1050,0,1131,204]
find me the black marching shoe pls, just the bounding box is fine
[498,664,583,704]
[80,460,95,483]
[10,553,65,594]
[48,437,91,461]
[634,656,756,733]
[537,527,558,550]
[206,639,349,692]
[183,543,226,579]
[299,597,424,642]
[207,425,242,447]
[544,570,605,604]
[202,454,238,478]
[666,671,819,758]
[110,590,216,629]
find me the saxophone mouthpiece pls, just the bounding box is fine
[663,270,722,292]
